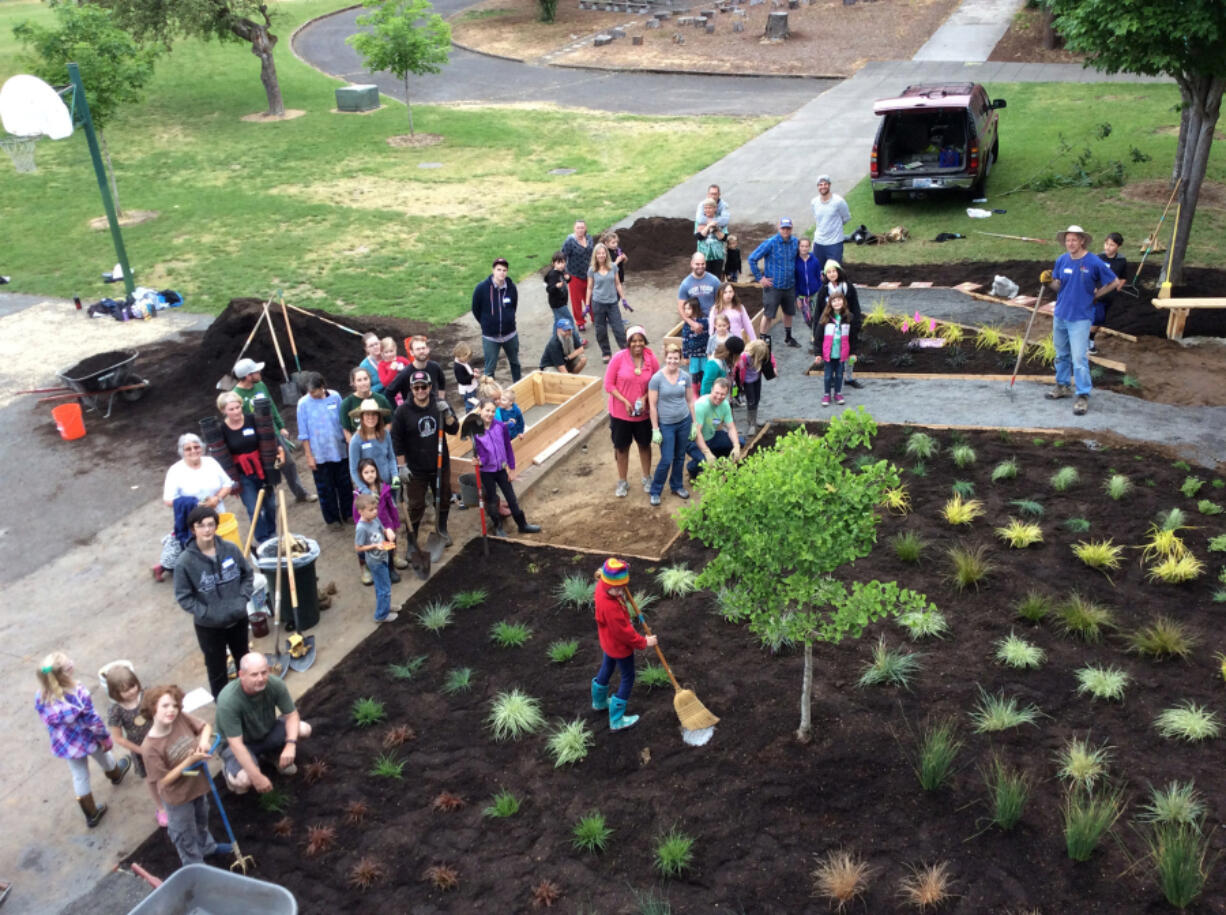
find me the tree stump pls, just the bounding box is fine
[764,10,789,39]
[632,34,643,44]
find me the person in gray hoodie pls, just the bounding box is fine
[173,505,254,698]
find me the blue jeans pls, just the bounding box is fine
[814,241,845,268]
[238,474,277,543]
[650,417,691,497]
[312,459,353,525]
[686,429,744,478]
[1052,316,1093,396]
[595,652,636,701]
[482,336,522,382]
[823,358,844,394]
[369,559,391,621]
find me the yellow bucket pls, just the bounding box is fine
[216,512,242,548]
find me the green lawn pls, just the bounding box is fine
[841,82,1226,270]
[0,0,777,322]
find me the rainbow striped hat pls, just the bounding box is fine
[598,558,630,586]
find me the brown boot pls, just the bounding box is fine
[104,757,131,786]
[78,794,108,828]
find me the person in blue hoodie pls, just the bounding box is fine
[471,257,522,383]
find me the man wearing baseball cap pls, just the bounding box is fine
[539,318,588,374]
[1040,225,1118,416]
[810,175,852,267]
[748,218,802,347]
[390,369,459,564]
[231,358,315,503]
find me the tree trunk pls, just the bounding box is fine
[1040,9,1057,50]
[251,27,284,116]
[1163,74,1223,286]
[404,74,414,136]
[796,641,813,743]
[1170,85,1191,188]
[98,129,122,218]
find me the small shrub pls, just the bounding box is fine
[453,588,488,609]
[1179,476,1205,498]
[1148,823,1209,909]
[892,531,926,563]
[1056,737,1112,791]
[897,608,949,641]
[547,639,579,663]
[983,757,1029,831]
[1196,499,1223,515]
[1071,539,1124,574]
[530,878,563,909]
[490,620,533,648]
[1064,788,1124,862]
[441,666,473,694]
[941,494,985,526]
[990,458,1019,482]
[909,461,928,477]
[1138,781,1206,830]
[1063,516,1092,534]
[482,789,521,819]
[422,863,459,891]
[975,325,1003,349]
[1154,702,1221,742]
[812,849,873,911]
[656,565,699,596]
[1009,498,1044,518]
[896,860,954,911]
[1141,525,1188,562]
[1074,664,1129,702]
[302,758,330,785]
[349,857,386,891]
[915,717,962,791]
[1207,534,1226,552]
[487,689,546,741]
[1050,466,1080,492]
[857,636,921,689]
[1172,460,1192,472]
[1147,553,1205,583]
[1103,473,1132,500]
[272,816,293,837]
[351,697,386,727]
[386,655,428,681]
[343,800,369,825]
[970,688,1042,733]
[938,322,965,344]
[653,828,695,878]
[1126,616,1197,660]
[637,663,672,689]
[946,543,994,591]
[1055,593,1116,643]
[369,753,405,779]
[547,718,593,767]
[880,485,911,515]
[951,444,977,468]
[554,573,595,609]
[303,823,337,857]
[1015,590,1052,624]
[257,786,291,814]
[431,791,466,812]
[715,587,753,623]
[950,479,976,499]
[995,632,1045,669]
[995,518,1043,549]
[416,599,455,633]
[572,811,613,853]
[905,432,938,461]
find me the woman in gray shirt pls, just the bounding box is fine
[585,243,628,364]
[647,343,697,506]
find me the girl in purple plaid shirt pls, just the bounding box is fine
[35,652,132,828]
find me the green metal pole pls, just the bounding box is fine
[67,62,134,296]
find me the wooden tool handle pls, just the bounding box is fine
[242,487,265,555]
[624,589,680,691]
[278,491,299,608]
[1009,284,1046,382]
[263,300,289,376]
[280,295,300,362]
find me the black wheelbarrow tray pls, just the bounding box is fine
[37,349,151,418]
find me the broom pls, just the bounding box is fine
[623,588,718,746]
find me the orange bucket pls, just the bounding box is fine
[52,403,86,440]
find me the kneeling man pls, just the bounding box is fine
[217,653,312,793]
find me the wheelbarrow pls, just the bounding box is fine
[36,349,150,418]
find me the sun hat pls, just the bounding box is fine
[1056,225,1092,246]
[348,397,391,420]
[599,557,630,586]
[625,324,649,344]
[233,357,264,378]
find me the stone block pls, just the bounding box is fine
[645,17,661,27]
[693,15,707,26]
[593,33,613,45]
[732,20,744,31]
[705,22,715,32]
[611,26,626,36]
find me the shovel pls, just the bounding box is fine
[280,494,316,672]
[424,407,448,563]
[216,294,273,390]
[279,293,309,392]
[264,523,292,678]
[1007,283,1047,398]
[262,295,298,407]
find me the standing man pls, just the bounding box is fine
[1041,225,1118,417]
[386,335,448,403]
[217,653,312,794]
[562,221,594,330]
[539,318,588,374]
[810,174,852,267]
[676,253,720,334]
[685,378,744,479]
[296,372,352,530]
[692,183,730,229]
[231,358,316,504]
[390,370,460,560]
[749,218,802,347]
[471,257,522,383]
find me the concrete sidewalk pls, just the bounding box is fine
[915,0,1026,62]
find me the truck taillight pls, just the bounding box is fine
[870,144,879,178]
[969,144,979,173]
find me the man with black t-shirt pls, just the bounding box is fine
[390,371,459,557]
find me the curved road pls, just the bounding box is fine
[292,4,835,116]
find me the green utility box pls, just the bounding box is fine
[335,84,380,112]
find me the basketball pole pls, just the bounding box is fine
[67,62,135,297]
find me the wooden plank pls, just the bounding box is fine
[770,418,1066,435]
[531,373,546,406]
[853,373,1051,382]
[1151,298,1226,309]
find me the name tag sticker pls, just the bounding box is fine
[221,557,236,569]
[242,428,255,436]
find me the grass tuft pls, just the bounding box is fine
[1148,823,1210,909]
[1179,475,1205,498]
[995,518,1044,549]
[950,444,977,468]
[880,485,912,515]
[969,687,1042,733]
[637,663,673,689]
[653,828,695,878]
[1074,664,1129,702]
[554,573,595,609]
[386,655,428,681]
[572,811,613,853]
[941,494,985,526]
[546,639,580,664]
[1071,539,1124,574]
[812,849,873,911]
[857,636,922,689]
[1196,499,1223,515]
[1154,702,1221,742]
[945,543,995,591]
[481,789,521,819]
[416,599,455,634]
[982,757,1029,832]
[452,588,488,609]
[892,530,927,563]
[441,667,473,694]
[369,752,405,779]
[1138,781,1206,831]
[994,632,1045,669]
[1147,553,1205,583]
[486,689,546,741]
[1055,592,1116,642]
[490,620,532,648]
[1156,507,1189,531]
[914,717,962,791]
[990,458,1019,482]
[1103,473,1133,500]
[547,718,593,767]
[905,432,938,461]
[896,861,955,911]
[352,696,387,727]
[656,565,699,596]
[1056,736,1112,792]
[1126,616,1197,660]
[950,479,976,499]
[1009,498,1044,518]
[1015,590,1052,624]
[897,608,949,641]
[1064,788,1124,862]
[1050,466,1080,492]
[1063,516,1092,534]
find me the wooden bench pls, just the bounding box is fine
[1151,295,1226,340]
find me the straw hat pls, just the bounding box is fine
[347,397,390,420]
[1056,225,1091,246]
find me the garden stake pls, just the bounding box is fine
[1007,283,1046,399]
[623,588,718,746]
[972,231,1054,246]
[188,737,256,874]
[1123,177,1181,297]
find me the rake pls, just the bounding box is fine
[1007,283,1047,399]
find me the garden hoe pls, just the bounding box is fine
[1123,178,1181,298]
[624,588,718,746]
[424,408,448,564]
[460,411,490,556]
[1007,283,1047,400]
[279,494,316,673]
[190,737,255,874]
[264,521,292,678]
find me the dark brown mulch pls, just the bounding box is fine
[988,6,1083,64]
[126,423,1226,913]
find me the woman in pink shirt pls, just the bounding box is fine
[603,325,659,499]
[708,283,758,343]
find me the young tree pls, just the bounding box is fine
[13,3,160,214]
[348,0,451,136]
[1045,0,1226,284]
[111,0,287,116]
[538,0,559,23]
[680,411,937,743]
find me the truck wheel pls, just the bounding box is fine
[872,189,892,206]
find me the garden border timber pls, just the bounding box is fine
[963,291,1139,343]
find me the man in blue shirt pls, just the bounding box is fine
[749,218,802,347]
[1041,225,1118,416]
[676,252,720,333]
[297,372,353,529]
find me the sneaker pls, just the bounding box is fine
[845,379,863,389]
[1045,384,1072,400]
[785,336,801,348]
[1088,339,1098,354]
[295,493,318,503]
[835,394,845,405]
[361,567,373,586]
[821,395,831,407]
[641,476,651,494]
[327,520,343,531]
[673,487,690,499]
[377,612,400,623]
[1073,395,1089,416]
[393,555,409,569]
[615,479,629,498]
[650,494,661,507]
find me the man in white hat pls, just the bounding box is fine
[810,175,851,267]
[1040,226,1118,416]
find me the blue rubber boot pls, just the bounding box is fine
[608,696,639,731]
[591,679,610,711]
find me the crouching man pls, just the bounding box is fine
[217,653,312,793]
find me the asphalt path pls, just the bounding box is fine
[292,5,834,116]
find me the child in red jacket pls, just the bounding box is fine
[590,558,657,731]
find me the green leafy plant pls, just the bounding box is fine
[1138,781,1206,830]
[880,486,911,515]
[982,756,1029,831]
[1050,466,1080,492]
[452,588,488,609]
[941,494,985,526]
[1009,498,1044,518]
[914,717,962,791]
[1148,823,1210,909]
[257,786,292,814]
[653,827,695,878]
[637,663,672,689]
[990,458,1019,482]
[891,531,926,563]
[1172,460,1193,472]
[1147,553,1205,583]
[547,718,593,767]
[897,608,949,641]
[416,599,455,634]
[909,461,928,478]
[946,543,995,591]
[352,696,387,727]
[1074,664,1129,702]
[572,811,612,853]
[1179,476,1205,498]
[546,639,579,663]
[482,789,521,818]
[1064,516,1092,534]
[441,667,473,694]
[715,587,752,623]
[1072,539,1124,575]
[905,431,938,461]
[490,620,532,648]
[1056,737,1112,791]
[369,752,405,779]
[994,632,1045,669]
[486,689,546,741]
[1154,702,1221,742]
[950,444,977,468]
[1056,593,1116,643]
[1157,507,1189,531]
[656,564,699,597]
[1064,788,1124,862]
[1208,534,1226,552]
[1126,616,1197,660]
[950,479,976,499]
[857,636,921,689]
[1015,590,1052,624]
[995,518,1043,549]
[1103,473,1133,500]
[1197,499,1223,515]
[970,688,1042,733]
[386,655,428,681]
[554,573,595,609]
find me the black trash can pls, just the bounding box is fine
[255,536,321,632]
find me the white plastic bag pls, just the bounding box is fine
[991,275,1019,298]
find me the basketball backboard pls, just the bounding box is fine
[0,74,74,140]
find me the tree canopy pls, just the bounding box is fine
[349,0,450,135]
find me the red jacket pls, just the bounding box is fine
[594,581,647,658]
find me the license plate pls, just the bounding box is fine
[912,178,935,189]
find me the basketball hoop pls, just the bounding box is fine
[0,134,38,173]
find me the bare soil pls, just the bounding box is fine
[987,5,1082,64]
[451,0,960,76]
[126,422,1226,912]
